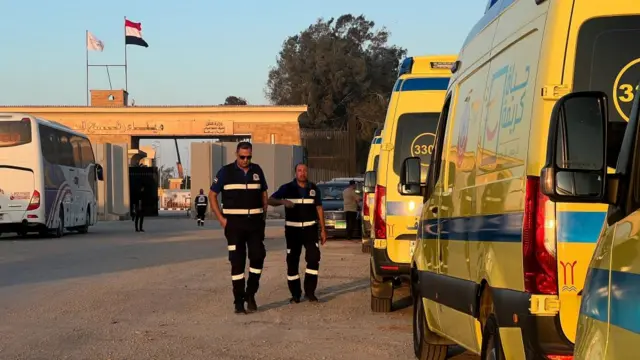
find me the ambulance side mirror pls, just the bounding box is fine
[399,157,423,196]
[363,171,376,193]
[540,91,609,203]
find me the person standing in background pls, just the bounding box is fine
[195,189,208,226]
[342,180,361,240]
[132,185,146,232]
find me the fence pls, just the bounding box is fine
[300,125,357,182]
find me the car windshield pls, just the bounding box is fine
[317,183,348,200]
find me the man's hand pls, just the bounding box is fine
[320,229,327,245]
[220,217,227,229]
[283,200,295,208]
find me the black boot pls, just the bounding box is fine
[234,302,246,314]
[305,294,319,302]
[290,296,301,304]
[246,295,258,313]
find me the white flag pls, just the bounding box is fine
[87,31,104,52]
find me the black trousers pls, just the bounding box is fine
[196,206,206,221]
[345,211,358,240]
[134,211,144,230]
[225,216,266,305]
[285,225,321,298]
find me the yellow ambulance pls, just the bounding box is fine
[398,0,640,359]
[545,90,637,360]
[365,54,456,313]
[361,128,382,254]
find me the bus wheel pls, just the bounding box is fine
[78,209,90,234]
[55,209,64,238]
[413,288,448,360]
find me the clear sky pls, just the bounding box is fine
[0,0,487,171]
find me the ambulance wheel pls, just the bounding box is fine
[370,264,393,312]
[413,289,448,360]
[481,315,505,360]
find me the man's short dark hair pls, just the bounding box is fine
[237,141,252,151]
[349,180,356,185]
[294,163,307,172]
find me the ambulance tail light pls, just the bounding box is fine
[27,190,41,211]
[363,192,371,216]
[374,185,386,239]
[522,176,558,295]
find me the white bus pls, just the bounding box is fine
[0,113,103,238]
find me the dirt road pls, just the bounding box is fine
[0,218,476,360]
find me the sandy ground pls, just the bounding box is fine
[0,217,477,360]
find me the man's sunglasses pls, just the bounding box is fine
[239,155,252,160]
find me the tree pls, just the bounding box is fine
[265,14,406,171]
[266,14,405,130]
[159,166,176,189]
[223,96,248,105]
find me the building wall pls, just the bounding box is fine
[92,143,130,221]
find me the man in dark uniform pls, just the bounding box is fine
[195,189,208,226]
[132,185,145,232]
[209,142,268,314]
[268,163,327,303]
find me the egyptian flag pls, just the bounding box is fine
[125,19,149,47]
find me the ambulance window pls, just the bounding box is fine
[373,155,379,172]
[573,15,640,165]
[426,95,452,199]
[393,113,439,177]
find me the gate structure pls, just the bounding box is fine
[300,126,356,182]
[129,166,159,216]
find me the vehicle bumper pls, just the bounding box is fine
[0,220,47,234]
[324,226,362,238]
[323,211,362,238]
[493,289,574,358]
[371,245,411,278]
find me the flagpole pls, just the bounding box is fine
[86,30,89,106]
[124,16,128,92]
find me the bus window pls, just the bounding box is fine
[71,136,83,168]
[0,120,32,147]
[39,125,59,165]
[57,133,74,167]
[80,138,95,168]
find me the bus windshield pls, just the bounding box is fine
[0,120,32,147]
